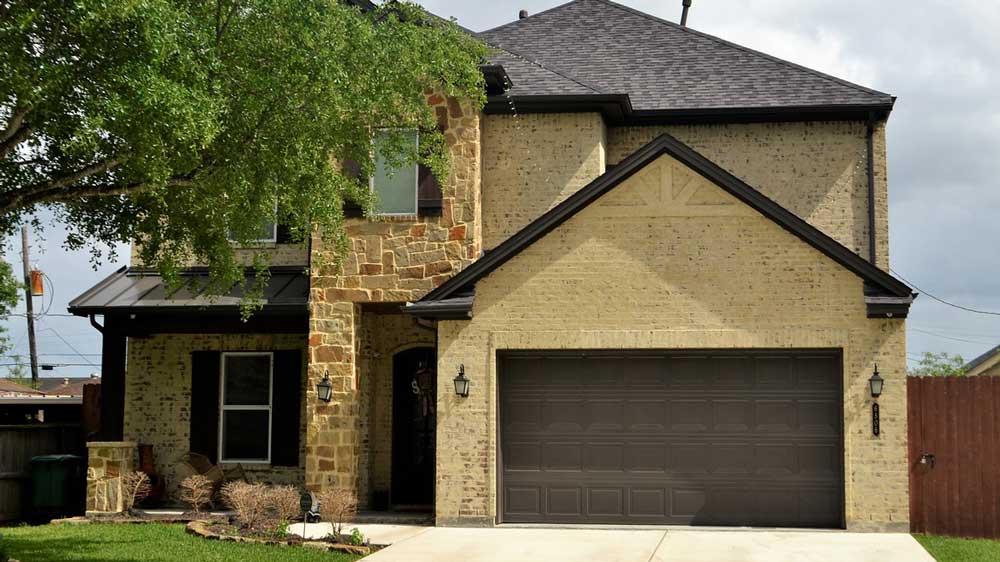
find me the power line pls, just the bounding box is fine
[910,328,996,346]
[37,325,97,367]
[891,268,1000,316]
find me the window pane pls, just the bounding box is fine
[223,355,271,406]
[222,410,269,460]
[373,130,418,214]
[227,216,276,242]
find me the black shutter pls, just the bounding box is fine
[275,224,294,244]
[271,350,303,467]
[342,158,365,218]
[190,351,221,463]
[417,164,443,216]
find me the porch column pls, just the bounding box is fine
[98,315,127,441]
[305,301,361,494]
[85,441,136,515]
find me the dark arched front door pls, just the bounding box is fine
[391,347,436,508]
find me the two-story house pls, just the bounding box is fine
[71,0,914,532]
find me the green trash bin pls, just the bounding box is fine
[30,454,84,521]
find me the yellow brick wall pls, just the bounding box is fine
[481,113,606,249]
[435,154,907,530]
[607,121,890,270]
[123,333,308,497]
[130,243,309,268]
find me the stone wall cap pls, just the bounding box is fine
[87,441,138,448]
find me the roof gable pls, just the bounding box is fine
[408,133,913,318]
[478,0,893,116]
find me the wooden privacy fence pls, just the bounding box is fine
[909,376,1000,537]
[0,424,82,521]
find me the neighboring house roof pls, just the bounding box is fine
[0,378,42,396]
[964,345,1000,376]
[407,132,914,319]
[67,266,309,316]
[36,376,100,397]
[477,0,893,122]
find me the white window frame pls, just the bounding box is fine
[227,201,278,244]
[218,351,273,464]
[370,129,419,217]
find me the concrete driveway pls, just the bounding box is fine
[363,527,936,562]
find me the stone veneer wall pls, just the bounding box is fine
[123,333,308,497]
[481,113,606,249]
[86,441,137,514]
[606,121,890,270]
[435,154,908,530]
[305,93,482,495]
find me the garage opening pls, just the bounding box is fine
[498,350,844,527]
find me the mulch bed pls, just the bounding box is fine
[185,520,375,556]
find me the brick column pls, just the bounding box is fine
[85,441,136,515]
[305,301,361,493]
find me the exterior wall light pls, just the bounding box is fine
[453,364,470,397]
[317,371,333,402]
[869,364,884,399]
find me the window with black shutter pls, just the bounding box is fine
[189,349,302,467]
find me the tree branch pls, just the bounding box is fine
[0,158,120,212]
[0,105,32,157]
[1,105,30,144]
[0,171,196,214]
[0,125,32,159]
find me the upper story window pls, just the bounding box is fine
[219,352,273,463]
[371,130,419,216]
[227,202,278,244]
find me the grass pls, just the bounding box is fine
[916,534,1000,562]
[0,522,361,562]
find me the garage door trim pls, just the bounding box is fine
[495,348,845,527]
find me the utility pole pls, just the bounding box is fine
[21,225,39,387]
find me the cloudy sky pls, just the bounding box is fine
[4,0,1000,380]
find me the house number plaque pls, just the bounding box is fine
[872,402,880,436]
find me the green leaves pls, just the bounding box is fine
[0,0,487,310]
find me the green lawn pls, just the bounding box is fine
[0,522,360,562]
[916,534,1000,562]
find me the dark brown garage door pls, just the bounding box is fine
[499,350,843,527]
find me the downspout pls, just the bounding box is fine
[866,112,877,265]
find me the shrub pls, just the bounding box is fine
[317,488,358,540]
[121,471,151,513]
[264,485,301,525]
[349,527,366,546]
[221,481,269,530]
[179,475,214,513]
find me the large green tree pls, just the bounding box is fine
[0,0,486,306]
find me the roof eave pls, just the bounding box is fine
[485,94,894,125]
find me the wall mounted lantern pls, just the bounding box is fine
[869,364,883,436]
[453,364,470,398]
[869,364,884,399]
[317,371,333,402]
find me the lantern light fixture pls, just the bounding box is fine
[316,371,333,402]
[453,364,470,398]
[869,364,884,399]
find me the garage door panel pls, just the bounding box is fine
[714,400,753,432]
[542,442,582,470]
[500,351,843,527]
[670,400,711,431]
[589,488,625,516]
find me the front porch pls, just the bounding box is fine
[70,267,440,517]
